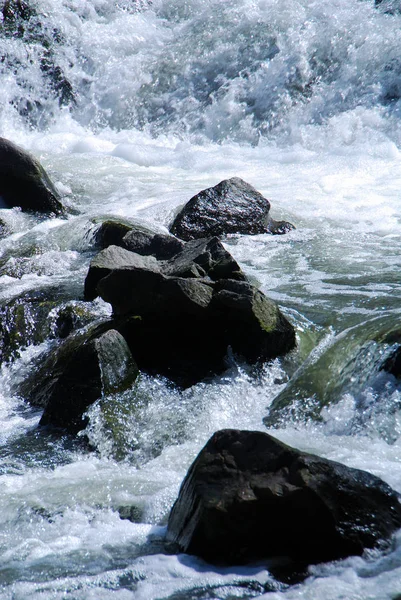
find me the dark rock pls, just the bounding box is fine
[211,279,295,362]
[21,324,139,432]
[93,220,134,250]
[163,237,245,281]
[0,138,64,214]
[84,234,295,386]
[169,177,295,241]
[166,429,401,570]
[84,245,161,301]
[99,269,213,318]
[122,226,184,259]
[98,270,294,386]
[92,218,184,258]
[86,236,245,302]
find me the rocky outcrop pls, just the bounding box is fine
[84,238,295,386]
[169,177,295,241]
[21,324,139,432]
[166,429,401,571]
[0,138,64,214]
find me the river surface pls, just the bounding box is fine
[1,0,401,598]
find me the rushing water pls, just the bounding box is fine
[1,0,401,598]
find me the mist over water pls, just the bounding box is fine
[1,0,401,598]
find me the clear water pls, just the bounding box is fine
[1,0,401,598]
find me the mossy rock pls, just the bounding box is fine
[20,322,139,433]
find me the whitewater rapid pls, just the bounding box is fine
[0,0,401,598]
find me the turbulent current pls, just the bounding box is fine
[1,0,401,598]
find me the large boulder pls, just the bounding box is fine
[0,138,64,214]
[169,177,295,241]
[166,429,401,571]
[85,236,244,301]
[84,235,295,387]
[21,324,139,432]
[96,270,295,387]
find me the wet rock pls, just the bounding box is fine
[84,245,161,301]
[0,138,64,214]
[85,234,295,387]
[166,429,401,571]
[97,270,294,386]
[21,324,139,433]
[92,218,184,260]
[93,219,135,249]
[163,237,245,281]
[122,226,184,260]
[169,177,295,241]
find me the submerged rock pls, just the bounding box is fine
[169,177,295,241]
[0,138,64,214]
[167,429,401,571]
[21,324,139,432]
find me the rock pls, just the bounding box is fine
[21,323,139,432]
[85,236,244,302]
[92,218,184,258]
[166,429,401,571]
[211,279,295,362]
[97,271,294,386]
[0,138,64,214]
[169,177,295,241]
[99,269,214,318]
[84,245,161,301]
[84,233,295,386]
[163,237,245,281]
[122,226,184,259]
[93,219,135,250]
